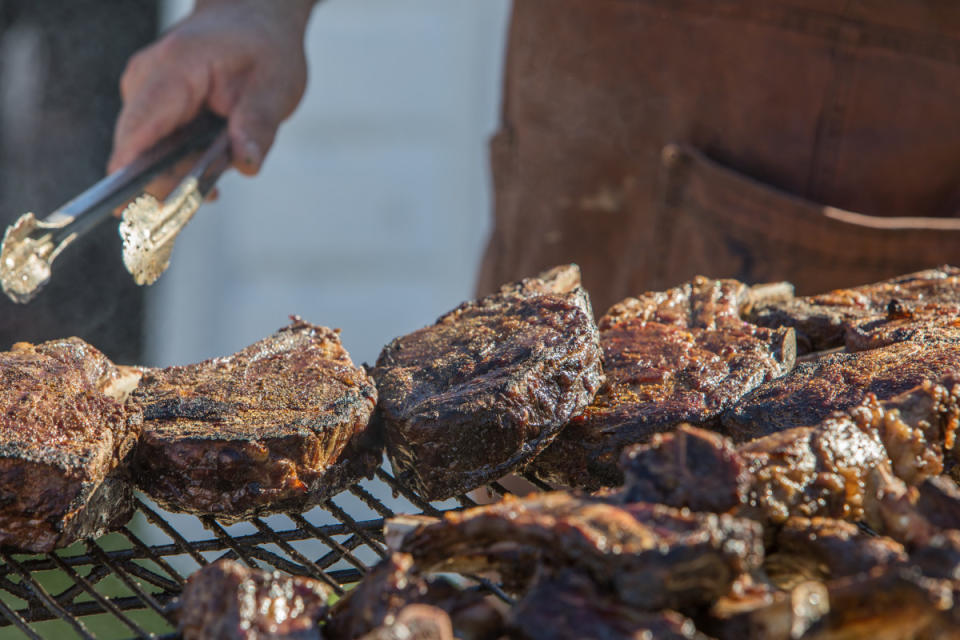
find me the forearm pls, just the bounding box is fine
[194,0,319,25]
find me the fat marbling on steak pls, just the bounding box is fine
[0,338,140,552]
[178,559,330,640]
[528,276,795,490]
[373,265,603,500]
[131,318,379,521]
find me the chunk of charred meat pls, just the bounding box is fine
[388,491,763,611]
[619,425,746,513]
[507,571,710,640]
[704,577,829,640]
[802,568,959,640]
[131,319,379,522]
[0,338,140,552]
[529,276,795,491]
[765,518,907,588]
[722,342,960,441]
[621,382,960,533]
[704,566,960,640]
[746,266,960,353]
[357,605,454,640]
[325,554,503,640]
[178,559,330,640]
[373,265,604,500]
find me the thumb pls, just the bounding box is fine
[228,73,292,176]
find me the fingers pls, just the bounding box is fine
[108,40,211,173]
[228,63,306,175]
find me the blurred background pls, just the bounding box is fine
[148,0,512,368]
[0,3,512,636]
[0,0,512,368]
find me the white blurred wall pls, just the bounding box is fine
[146,0,511,367]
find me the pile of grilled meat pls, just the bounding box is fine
[3,265,960,638]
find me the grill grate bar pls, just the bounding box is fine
[348,484,396,519]
[134,499,208,567]
[200,517,259,569]
[48,553,153,639]
[0,464,526,637]
[85,541,175,625]
[374,469,442,516]
[1,551,95,639]
[521,472,554,492]
[249,518,344,595]
[321,499,389,560]
[0,590,43,639]
[1,594,181,627]
[117,560,181,594]
[288,515,371,574]
[119,526,186,587]
[314,533,370,571]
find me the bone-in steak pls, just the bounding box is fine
[529,276,795,490]
[178,559,330,640]
[373,265,603,500]
[747,266,960,353]
[131,319,379,521]
[0,338,139,552]
[389,491,764,611]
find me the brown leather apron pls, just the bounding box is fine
[478,0,960,315]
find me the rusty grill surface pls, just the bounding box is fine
[0,462,540,639]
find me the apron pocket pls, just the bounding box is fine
[651,144,960,294]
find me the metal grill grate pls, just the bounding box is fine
[0,462,549,639]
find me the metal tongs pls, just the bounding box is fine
[0,113,229,303]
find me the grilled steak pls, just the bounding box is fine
[843,300,960,352]
[0,338,139,552]
[704,567,959,640]
[326,553,503,640]
[747,266,960,353]
[131,319,379,521]
[623,381,960,532]
[619,425,746,513]
[357,605,454,640]
[529,276,795,490]
[722,341,960,441]
[764,517,908,588]
[507,571,710,640]
[373,265,604,500]
[178,559,330,640]
[389,491,764,611]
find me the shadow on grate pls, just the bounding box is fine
[0,463,547,639]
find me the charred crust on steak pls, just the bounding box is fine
[390,491,764,611]
[507,570,710,640]
[0,338,138,552]
[747,265,960,353]
[373,264,604,500]
[178,559,331,640]
[130,318,379,522]
[529,276,796,491]
[722,342,960,442]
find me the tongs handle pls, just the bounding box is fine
[48,112,226,243]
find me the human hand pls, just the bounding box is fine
[108,0,316,177]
